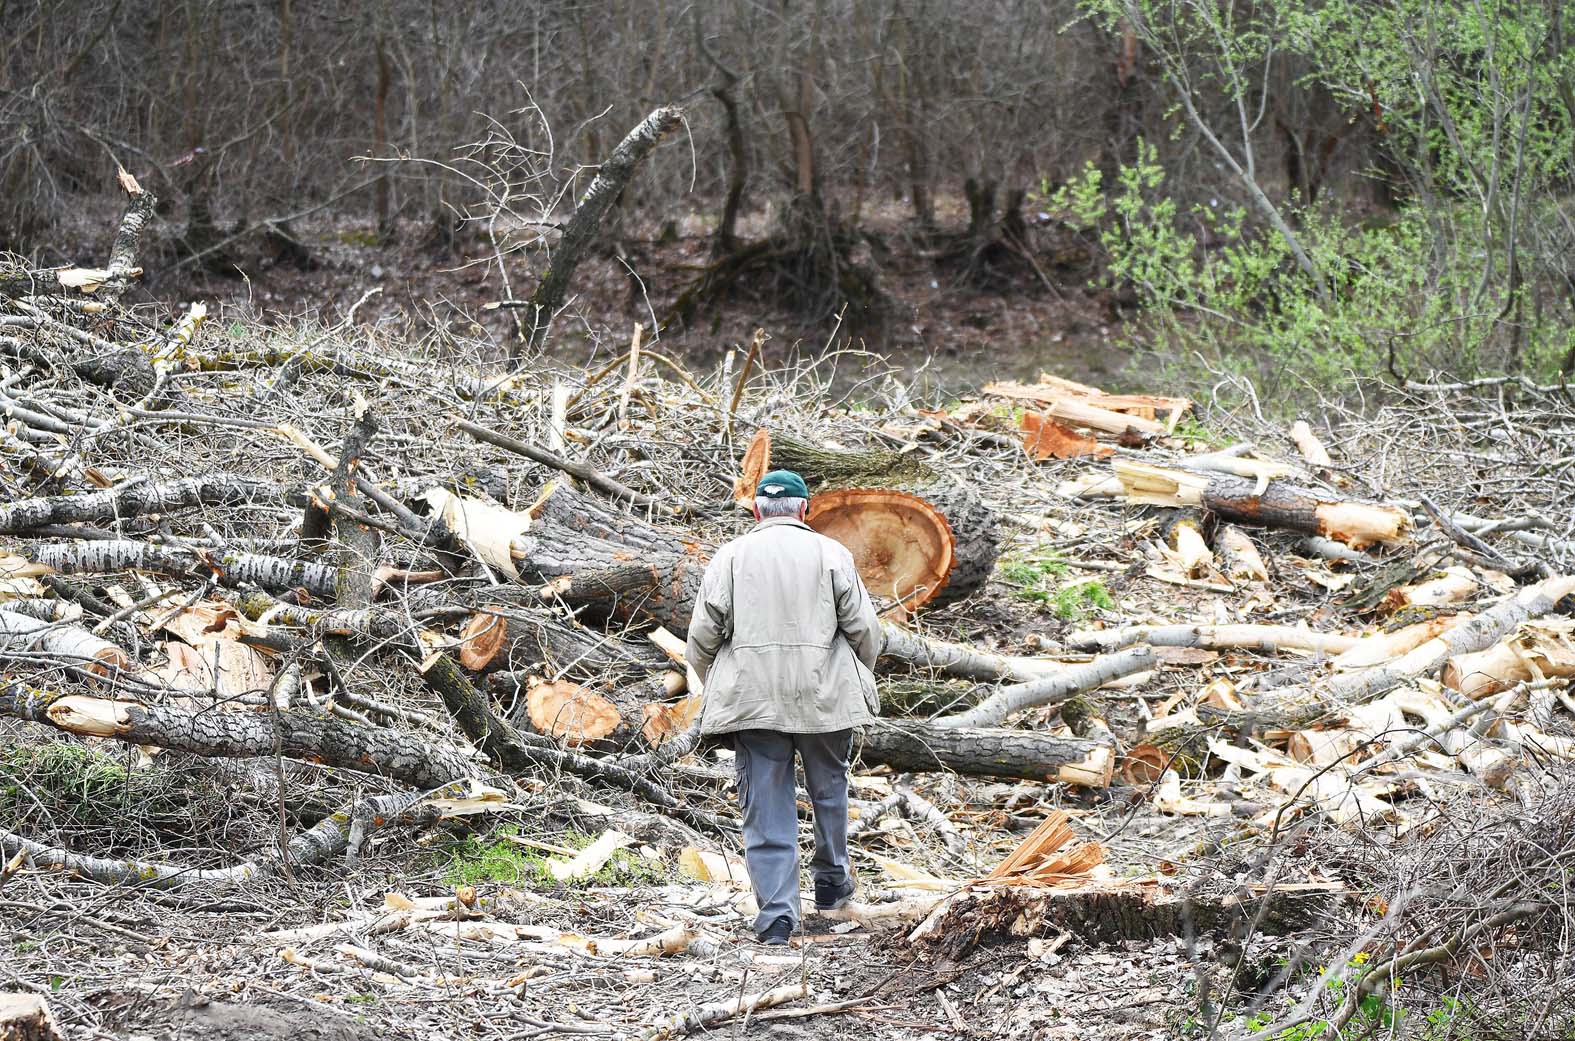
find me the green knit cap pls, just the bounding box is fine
[755,469,810,500]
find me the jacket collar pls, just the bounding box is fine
[751,516,814,534]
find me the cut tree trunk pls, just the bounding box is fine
[858,720,1113,787]
[456,603,668,679]
[761,430,999,608]
[0,684,489,791]
[1068,624,1359,656]
[907,879,1344,960]
[1111,460,1411,548]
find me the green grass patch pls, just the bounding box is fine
[437,827,673,889]
[1002,551,1114,619]
[1002,552,1113,620]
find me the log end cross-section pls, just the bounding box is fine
[526,679,621,746]
[807,488,956,614]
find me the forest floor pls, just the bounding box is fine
[56,193,1133,399]
[4,194,1574,1041]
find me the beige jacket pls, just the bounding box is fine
[686,517,882,735]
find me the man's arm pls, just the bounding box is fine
[685,552,733,681]
[831,547,883,668]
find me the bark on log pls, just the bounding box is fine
[877,623,1064,682]
[766,431,1000,607]
[25,541,338,597]
[0,781,479,890]
[0,609,132,680]
[1111,460,1411,548]
[0,474,282,533]
[932,647,1156,729]
[523,107,684,351]
[0,684,487,791]
[1068,624,1359,656]
[458,603,669,679]
[857,720,1113,787]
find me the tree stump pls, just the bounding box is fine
[0,994,65,1041]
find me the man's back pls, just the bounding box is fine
[686,516,882,735]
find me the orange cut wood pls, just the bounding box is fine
[732,428,772,504]
[526,680,621,745]
[805,488,955,613]
[642,694,702,747]
[458,608,509,671]
[984,809,1106,887]
[1019,411,1112,460]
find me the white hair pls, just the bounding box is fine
[756,496,807,519]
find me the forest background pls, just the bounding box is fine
[3,0,1573,399]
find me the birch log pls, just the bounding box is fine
[932,647,1157,729]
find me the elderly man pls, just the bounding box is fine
[685,469,883,945]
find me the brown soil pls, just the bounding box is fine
[87,196,1133,397]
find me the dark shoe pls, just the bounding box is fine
[757,916,793,946]
[815,877,856,912]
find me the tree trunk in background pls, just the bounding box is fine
[374,35,393,241]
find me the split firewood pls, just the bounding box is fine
[1442,619,1575,699]
[1109,460,1411,548]
[982,380,1169,434]
[1217,524,1270,583]
[644,983,810,1041]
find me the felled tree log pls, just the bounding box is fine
[858,721,1113,787]
[932,647,1156,729]
[0,609,133,680]
[764,431,1000,608]
[0,474,283,533]
[0,684,487,791]
[877,623,1063,682]
[1258,574,1575,712]
[456,603,669,678]
[25,540,339,598]
[0,781,483,890]
[1111,460,1411,548]
[1068,624,1359,656]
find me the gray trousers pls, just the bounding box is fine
[732,728,853,933]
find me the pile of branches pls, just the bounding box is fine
[2,178,1575,1034]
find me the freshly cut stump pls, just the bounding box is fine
[526,680,621,746]
[806,489,955,614]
